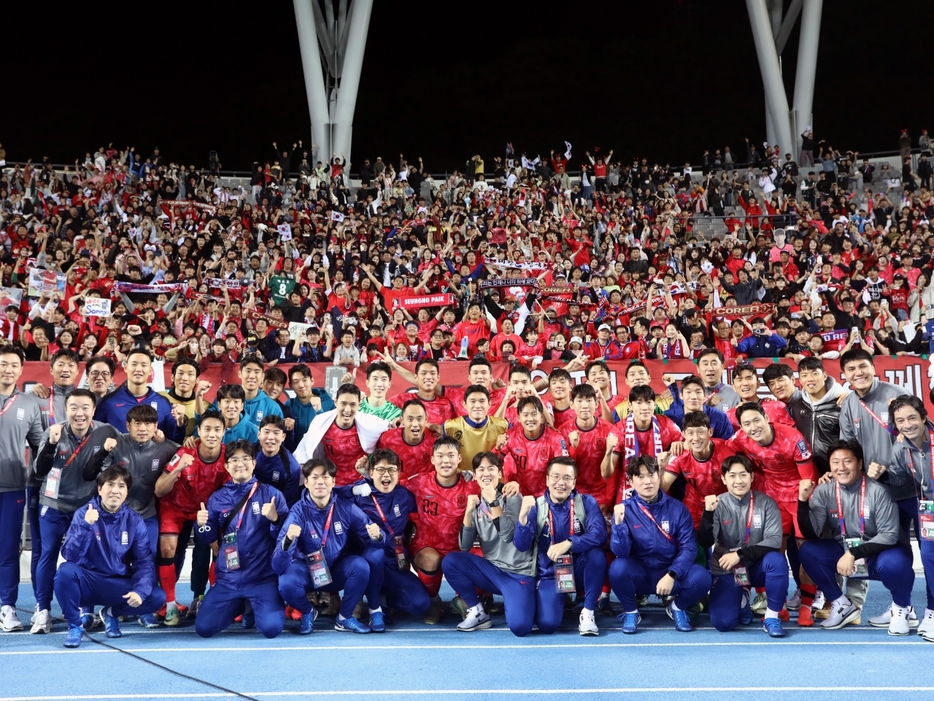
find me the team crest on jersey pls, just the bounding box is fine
[272,471,281,481]
[394,504,401,517]
[252,501,261,515]
[449,430,463,442]
[334,521,344,535]
[150,401,158,410]
[152,459,160,471]
[456,495,467,508]
[121,531,128,545]
[797,440,811,458]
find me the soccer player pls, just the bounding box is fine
[406,437,481,623]
[193,440,289,639]
[604,385,683,504]
[339,449,430,622]
[514,456,608,636]
[387,358,456,426]
[609,455,712,633]
[377,399,436,484]
[699,454,787,637]
[294,383,389,486]
[724,362,795,430]
[442,453,536,636]
[154,410,229,626]
[158,359,205,439]
[357,361,402,422]
[54,465,165,648]
[253,416,303,507]
[545,368,577,431]
[731,402,819,624]
[664,375,734,440]
[443,385,508,468]
[274,457,382,634]
[562,384,614,513]
[610,361,674,421]
[283,364,335,452]
[203,384,259,444]
[236,356,284,425]
[798,441,914,635]
[584,360,623,422]
[696,347,741,409]
[663,411,733,529]
[494,364,538,426]
[499,396,569,498]
[0,346,44,633]
[30,390,118,634]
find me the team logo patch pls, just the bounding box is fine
[455,494,467,509]
[93,446,101,454]
[152,459,160,471]
[880,411,889,423]
[256,411,265,420]
[797,439,811,458]
[41,505,48,517]
[150,401,158,410]
[394,504,401,517]
[662,521,670,533]
[334,521,344,535]
[252,501,260,515]
[272,471,281,482]
[121,531,128,545]
[16,408,24,420]
[753,514,762,528]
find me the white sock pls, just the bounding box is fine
[581,607,594,616]
[764,608,779,620]
[469,603,486,615]
[625,609,639,615]
[369,607,382,615]
[670,601,682,612]
[166,601,177,611]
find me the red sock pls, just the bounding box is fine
[159,564,177,602]
[208,561,216,587]
[418,570,443,598]
[800,584,817,609]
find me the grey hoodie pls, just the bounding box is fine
[459,488,535,576]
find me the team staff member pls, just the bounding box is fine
[698,454,787,637]
[31,390,118,634]
[254,416,303,507]
[339,450,430,622]
[609,456,712,634]
[696,348,741,409]
[798,441,915,635]
[54,465,165,648]
[274,457,382,634]
[514,457,608,636]
[154,410,229,626]
[194,440,289,639]
[0,346,44,633]
[442,453,536,636]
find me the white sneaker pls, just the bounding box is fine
[917,608,934,636]
[579,609,599,636]
[889,605,911,637]
[457,605,492,632]
[0,605,23,632]
[785,589,802,611]
[750,591,768,615]
[820,598,861,630]
[29,609,51,634]
[868,603,919,628]
[30,604,38,625]
[812,590,825,611]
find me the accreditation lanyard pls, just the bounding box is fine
[0,394,19,419]
[858,399,898,437]
[48,392,55,426]
[743,492,756,546]
[61,433,93,470]
[906,431,934,498]
[835,476,866,539]
[232,483,259,533]
[638,502,674,543]
[370,494,395,536]
[318,503,336,548]
[547,503,576,545]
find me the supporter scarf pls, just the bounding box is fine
[114,282,183,294]
[710,303,775,319]
[486,259,549,271]
[247,309,289,330]
[820,329,849,343]
[204,277,242,290]
[616,300,647,317]
[479,278,539,289]
[160,200,216,214]
[623,414,663,463]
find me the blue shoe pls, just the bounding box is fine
[100,607,122,639]
[596,594,613,616]
[299,611,315,635]
[79,613,95,632]
[763,617,786,638]
[667,604,694,632]
[740,593,754,626]
[63,624,83,648]
[241,608,255,629]
[618,611,641,634]
[369,611,386,633]
[334,616,371,634]
[138,613,160,629]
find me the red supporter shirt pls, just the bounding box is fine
[376,428,436,485]
[501,425,569,497]
[319,421,368,486]
[407,472,480,555]
[159,444,229,515]
[726,400,794,430]
[730,424,817,504]
[389,392,457,425]
[665,438,733,528]
[561,418,614,509]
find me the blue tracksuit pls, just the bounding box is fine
[194,477,288,638]
[609,491,711,611]
[664,385,735,439]
[254,447,303,508]
[54,497,164,625]
[274,491,380,619]
[513,490,607,633]
[338,480,428,616]
[95,385,184,443]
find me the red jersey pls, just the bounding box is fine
[620,338,650,360]
[730,423,817,504]
[319,421,367,486]
[389,392,457,426]
[726,400,794,430]
[548,403,578,432]
[665,438,733,528]
[159,444,229,515]
[376,428,436,485]
[501,425,569,497]
[407,472,480,555]
[609,415,683,503]
[561,418,614,509]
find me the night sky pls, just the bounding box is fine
[5,0,929,174]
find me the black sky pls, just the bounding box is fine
[5,0,931,173]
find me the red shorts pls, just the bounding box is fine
[159,506,195,536]
[777,500,802,539]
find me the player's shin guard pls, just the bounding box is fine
[417,568,443,598]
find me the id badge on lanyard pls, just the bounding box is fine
[43,468,62,499]
[844,538,868,577]
[222,532,240,570]
[733,565,750,586]
[393,535,408,571]
[554,553,576,593]
[734,493,755,586]
[919,500,934,541]
[307,549,333,587]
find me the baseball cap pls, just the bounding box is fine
[569,336,583,346]
[598,324,612,332]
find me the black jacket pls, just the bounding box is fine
[785,379,846,475]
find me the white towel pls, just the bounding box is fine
[293,409,389,465]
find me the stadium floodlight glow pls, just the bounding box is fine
[293,0,373,170]
[745,0,822,158]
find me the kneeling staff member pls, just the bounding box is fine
[609,455,712,634]
[698,454,788,638]
[54,465,165,648]
[442,452,535,636]
[194,439,289,639]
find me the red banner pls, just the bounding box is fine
[396,293,454,310]
[14,357,932,418]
